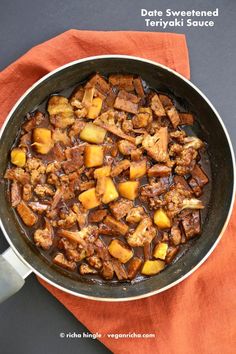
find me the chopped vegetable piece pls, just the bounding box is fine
[95,121,136,143]
[166,246,179,264]
[181,198,204,211]
[11,148,26,167]
[166,106,180,128]
[32,128,54,154]
[148,164,171,177]
[79,263,97,275]
[94,165,111,179]
[142,127,168,162]
[127,218,155,247]
[34,218,53,250]
[118,140,136,155]
[130,160,147,180]
[82,87,95,108]
[154,208,171,229]
[53,253,77,271]
[151,94,165,116]
[114,90,139,114]
[87,97,103,119]
[191,164,209,187]
[78,188,101,209]
[16,201,38,226]
[141,260,165,275]
[80,123,106,144]
[108,239,133,263]
[183,136,204,150]
[153,242,168,260]
[112,259,128,280]
[102,177,119,204]
[84,145,104,168]
[104,215,129,235]
[126,206,145,223]
[179,113,194,125]
[48,95,75,128]
[118,181,139,200]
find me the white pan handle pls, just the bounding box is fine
[0,248,32,303]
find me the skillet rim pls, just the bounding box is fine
[0,54,235,301]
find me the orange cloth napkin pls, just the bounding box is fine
[0,30,235,354]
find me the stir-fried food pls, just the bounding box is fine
[4,73,209,281]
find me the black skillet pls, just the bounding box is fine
[0,55,235,302]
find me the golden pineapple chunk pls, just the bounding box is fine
[87,97,103,119]
[84,145,104,168]
[130,160,147,180]
[153,242,168,260]
[154,208,171,229]
[141,260,165,275]
[80,123,106,144]
[32,128,54,154]
[102,177,119,204]
[94,165,111,179]
[108,239,133,263]
[118,181,139,200]
[11,148,26,167]
[78,188,101,209]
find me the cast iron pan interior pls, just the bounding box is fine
[0,57,234,299]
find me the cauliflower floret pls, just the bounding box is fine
[34,218,53,250]
[142,127,168,162]
[170,130,186,144]
[126,206,145,223]
[57,210,77,228]
[52,128,71,146]
[183,136,204,150]
[79,263,97,275]
[127,218,156,247]
[164,183,203,218]
[53,253,76,271]
[175,147,198,175]
[34,184,54,197]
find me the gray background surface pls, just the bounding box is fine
[0,0,235,353]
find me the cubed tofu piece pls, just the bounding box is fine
[32,128,54,154]
[114,90,139,114]
[11,148,26,167]
[118,181,139,200]
[130,160,147,180]
[141,260,165,276]
[127,257,143,279]
[84,145,104,168]
[104,215,129,235]
[78,188,101,209]
[94,165,111,179]
[153,242,168,260]
[87,97,103,119]
[151,94,165,116]
[108,239,133,263]
[102,177,119,204]
[154,208,171,229]
[16,201,38,226]
[80,123,106,144]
